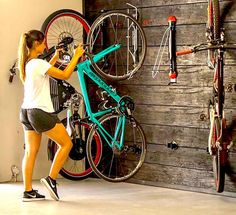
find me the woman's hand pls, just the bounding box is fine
[53,48,64,60]
[49,47,64,65]
[74,44,85,58]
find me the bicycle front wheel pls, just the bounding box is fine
[41,9,90,68]
[212,117,225,192]
[87,11,147,81]
[48,118,102,180]
[86,113,147,182]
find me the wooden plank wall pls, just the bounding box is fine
[85,0,236,194]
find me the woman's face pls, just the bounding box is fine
[35,39,46,54]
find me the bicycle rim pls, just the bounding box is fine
[48,119,102,180]
[87,113,147,182]
[212,118,225,192]
[41,9,90,68]
[87,11,147,81]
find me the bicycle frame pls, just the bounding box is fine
[76,44,126,150]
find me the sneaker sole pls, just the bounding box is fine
[22,197,45,202]
[40,178,59,201]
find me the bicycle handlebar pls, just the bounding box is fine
[176,44,236,56]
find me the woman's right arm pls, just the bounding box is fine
[46,44,85,80]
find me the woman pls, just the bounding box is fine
[18,30,84,202]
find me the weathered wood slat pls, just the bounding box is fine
[130,162,215,189]
[145,25,206,46]
[141,123,236,151]
[146,144,212,170]
[141,124,209,148]
[134,105,236,129]
[121,65,214,86]
[118,85,212,105]
[85,0,142,12]
[146,144,236,170]
[120,65,236,87]
[117,84,236,109]
[141,1,235,26]
[141,3,207,26]
[129,163,236,192]
[142,0,231,8]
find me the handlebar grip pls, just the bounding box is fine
[176,49,193,56]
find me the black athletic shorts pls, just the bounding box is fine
[20,108,61,133]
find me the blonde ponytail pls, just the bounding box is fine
[18,33,28,84]
[18,30,45,83]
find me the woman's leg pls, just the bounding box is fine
[22,130,42,191]
[44,123,72,180]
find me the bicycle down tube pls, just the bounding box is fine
[76,44,126,149]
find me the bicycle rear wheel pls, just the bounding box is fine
[86,113,147,182]
[207,0,220,69]
[87,11,147,81]
[41,9,90,68]
[212,117,226,192]
[48,118,102,180]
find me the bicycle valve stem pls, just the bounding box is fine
[168,16,177,84]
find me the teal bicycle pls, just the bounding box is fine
[48,44,147,182]
[45,9,147,182]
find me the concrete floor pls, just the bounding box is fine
[1,178,236,215]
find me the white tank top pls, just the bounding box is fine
[21,59,54,113]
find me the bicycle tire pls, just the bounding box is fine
[212,117,225,192]
[86,113,147,182]
[48,118,102,181]
[41,9,90,68]
[211,0,220,40]
[87,11,147,81]
[207,0,220,69]
[216,56,224,118]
